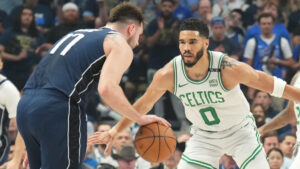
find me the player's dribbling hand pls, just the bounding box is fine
[137,115,171,127]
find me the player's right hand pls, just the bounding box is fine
[137,114,171,127]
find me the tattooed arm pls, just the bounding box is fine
[221,56,300,103]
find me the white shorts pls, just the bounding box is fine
[290,143,300,169]
[178,115,269,169]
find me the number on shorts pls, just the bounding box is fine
[199,107,220,125]
[50,33,85,56]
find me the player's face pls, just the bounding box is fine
[280,136,296,157]
[268,151,283,169]
[263,136,279,154]
[179,30,208,67]
[127,24,143,49]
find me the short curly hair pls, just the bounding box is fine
[179,18,209,39]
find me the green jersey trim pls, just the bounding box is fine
[173,58,178,95]
[218,54,230,92]
[240,115,264,169]
[180,51,213,84]
[181,154,217,169]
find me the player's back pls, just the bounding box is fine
[25,28,114,103]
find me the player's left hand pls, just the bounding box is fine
[88,131,112,146]
[87,131,114,156]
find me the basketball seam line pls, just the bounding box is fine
[156,122,161,162]
[140,125,156,158]
[164,126,172,154]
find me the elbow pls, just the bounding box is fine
[98,83,112,99]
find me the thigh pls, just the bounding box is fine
[179,134,222,169]
[229,117,269,169]
[290,146,300,169]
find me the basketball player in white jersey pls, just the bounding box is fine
[88,18,300,169]
[259,71,300,169]
[0,57,25,169]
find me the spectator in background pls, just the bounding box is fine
[112,146,137,169]
[243,0,267,28]
[8,0,55,34]
[267,148,284,169]
[279,133,296,169]
[287,8,300,36]
[195,0,212,25]
[208,16,240,60]
[212,0,248,18]
[250,103,266,127]
[252,91,277,120]
[94,0,110,28]
[45,2,84,44]
[136,0,159,25]
[179,0,199,17]
[226,9,244,47]
[172,0,192,22]
[0,6,44,90]
[261,132,279,154]
[244,1,291,47]
[244,13,294,80]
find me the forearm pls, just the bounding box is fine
[276,59,296,68]
[11,133,26,163]
[260,108,292,134]
[1,52,19,61]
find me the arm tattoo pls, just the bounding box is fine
[221,57,238,69]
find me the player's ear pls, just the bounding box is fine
[128,24,136,37]
[204,38,209,48]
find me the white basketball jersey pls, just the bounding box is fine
[173,51,250,131]
[293,73,300,142]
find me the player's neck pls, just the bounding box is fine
[104,23,128,39]
[185,51,210,81]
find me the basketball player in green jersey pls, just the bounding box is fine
[88,18,300,169]
[259,71,300,169]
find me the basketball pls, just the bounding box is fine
[134,122,177,162]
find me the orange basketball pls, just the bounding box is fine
[134,122,177,162]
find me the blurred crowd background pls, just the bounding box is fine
[0,0,300,169]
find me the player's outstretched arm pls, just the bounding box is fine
[259,73,300,136]
[221,56,300,103]
[88,63,173,148]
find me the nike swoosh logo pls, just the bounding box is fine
[178,83,189,87]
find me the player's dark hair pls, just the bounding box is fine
[179,18,209,39]
[257,13,275,23]
[109,2,144,25]
[279,133,296,143]
[267,148,283,158]
[261,132,278,144]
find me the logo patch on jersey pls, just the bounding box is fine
[209,79,218,87]
[179,83,189,88]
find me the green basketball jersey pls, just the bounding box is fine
[173,51,250,131]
